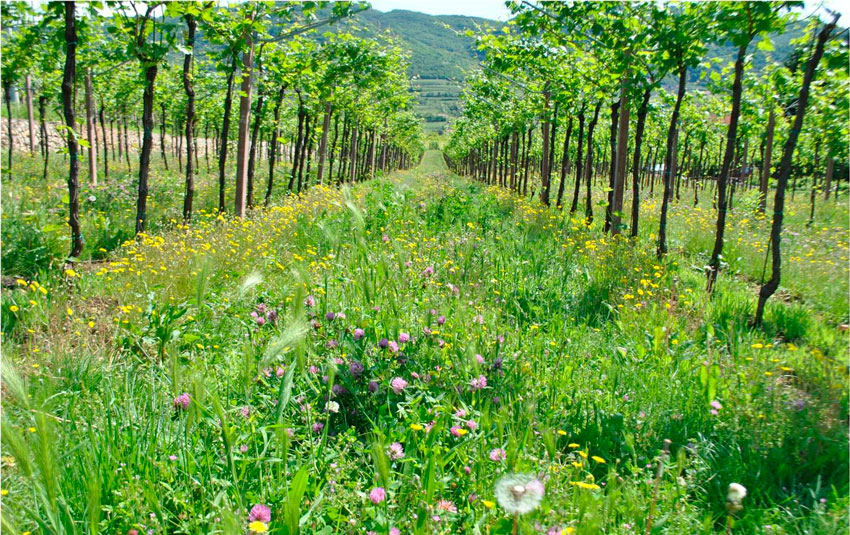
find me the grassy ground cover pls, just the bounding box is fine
[1,150,847,535]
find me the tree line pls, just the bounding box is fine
[444,1,846,325]
[1,1,424,258]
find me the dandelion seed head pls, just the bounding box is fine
[494,473,544,514]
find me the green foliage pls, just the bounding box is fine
[1,152,847,535]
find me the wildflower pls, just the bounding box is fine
[240,406,251,418]
[570,481,600,490]
[368,380,379,393]
[312,422,324,434]
[455,408,467,418]
[349,360,364,378]
[422,265,435,277]
[172,393,191,411]
[494,474,545,514]
[326,312,336,321]
[410,423,424,431]
[470,375,487,390]
[379,338,389,348]
[369,487,386,504]
[388,340,399,353]
[489,448,506,462]
[591,456,606,464]
[248,521,268,533]
[240,445,249,453]
[128,530,139,535]
[398,332,410,343]
[353,328,365,340]
[437,315,446,325]
[436,499,457,513]
[390,528,401,535]
[482,500,495,509]
[276,366,286,378]
[391,377,408,394]
[305,296,315,307]
[475,353,485,365]
[726,483,747,513]
[249,504,271,523]
[450,426,468,437]
[388,442,405,459]
[710,400,722,410]
[326,401,339,413]
[466,419,477,430]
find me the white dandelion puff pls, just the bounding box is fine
[494,473,545,515]
[726,482,747,513]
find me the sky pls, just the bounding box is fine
[369,0,512,20]
[368,0,847,22]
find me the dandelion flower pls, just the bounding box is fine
[248,520,269,533]
[726,482,747,513]
[494,473,545,514]
[450,426,468,437]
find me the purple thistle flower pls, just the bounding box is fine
[326,312,336,321]
[378,338,389,348]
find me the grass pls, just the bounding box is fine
[1,150,847,535]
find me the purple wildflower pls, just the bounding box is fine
[172,393,191,410]
[369,487,386,504]
[388,442,405,460]
[248,504,271,523]
[390,377,408,394]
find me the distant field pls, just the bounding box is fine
[410,78,463,134]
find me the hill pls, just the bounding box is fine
[341,9,502,134]
[344,9,815,133]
